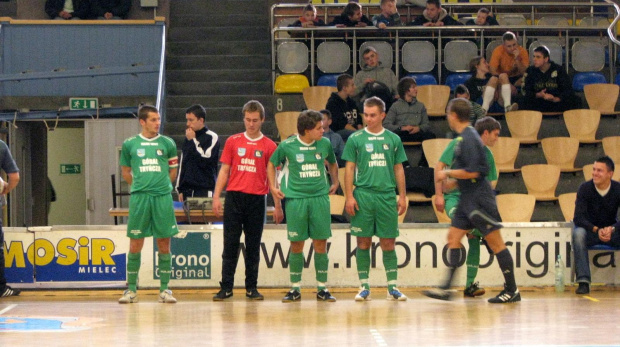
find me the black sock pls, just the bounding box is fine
[496,249,517,292]
[440,248,463,290]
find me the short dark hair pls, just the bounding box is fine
[397,77,417,99]
[297,110,323,136]
[469,56,484,74]
[364,96,386,113]
[320,109,332,120]
[337,74,353,92]
[138,105,158,121]
[595,155,615,172]
[474,116,501,135]
[381,0,396,5]
[447,98,470,122]
[343,2,362,17]
[185,104,206,121]
[533,45,550,59]
[454,84,470,98]
[303,4,316,13]
[502,31,517,42]
[242,100,265,120]
[426,0,441,8]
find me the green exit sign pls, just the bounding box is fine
[69,98,99,110]
[60,164,81,174]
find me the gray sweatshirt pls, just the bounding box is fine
[354,62,399,98]
[384,97,430,132]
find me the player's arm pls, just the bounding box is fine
[344,161,359,216]
[266,162,284,224]
[327,161,339,194]
[394,163,407,216]
[434,161,448,212]
[121,166,132,186]
[436,168,479,182]
[212,163,230,218]
[169,168,177,184]
[2,172,19,195]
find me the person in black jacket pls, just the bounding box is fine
[465,8,499,26]
[289,4,325,28]
[91,0,131,19]
[325,74,363,141]
[176,104,220,201]
[45,0,90,20]
[330,2,373,27]
[409,0,462,26]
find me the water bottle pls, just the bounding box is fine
[555,254,565,293]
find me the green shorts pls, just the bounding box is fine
[127,192,178,239]
[444,194,483,239]
[285,195,331,242]
[350,189,398,239]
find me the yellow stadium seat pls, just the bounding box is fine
[274,74,310,94]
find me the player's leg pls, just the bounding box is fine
[308,196,335,301]
[215,191,245,300]
[484,229,520,303]
[150,194,179,303]
[422,225,468,301]
[282,198,308,302]
[350,189,375,301]
[464,231,485,297]
[375,192,405,300]
[120,193,151,304]
[0,226,20,297]
[241,193,267,300]
[156,237,176,303]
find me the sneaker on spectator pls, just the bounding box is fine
[317,289,336,302]
[505,102,518,113]
[464,282,486,297]
[246,289,264,300]
[118,290,138,304]
[354,288,371,301]
[387,287,407,301]
[282,289,301,303]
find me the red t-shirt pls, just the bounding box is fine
[220,132,277,195]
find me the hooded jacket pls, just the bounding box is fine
[410,8,462,26]
[353,62,398,98]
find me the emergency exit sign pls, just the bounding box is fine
[69,98,99,110]
[60,164,81,174]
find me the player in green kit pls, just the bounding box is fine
[342,96,408,301]
[268,110,340,302]
[118,105,179,304]
[434,117,500,297]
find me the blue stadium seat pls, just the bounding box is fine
[614,73,620,86]
[317,74,339,87]
[572,72,606,92]
[405,73,437,86]
[445,73,472,91]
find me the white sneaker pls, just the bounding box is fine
[118,290,138,304]
[505,103,518,113]
[159,289,177,303]
[354,287,371,301]
[387,287,408,301]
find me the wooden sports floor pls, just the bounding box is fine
[0,287,619,346]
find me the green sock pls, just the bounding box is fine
[289,252,304,290]
[383,250,398,292]
[314,252,329,290]
[465,236,481,287]
[158,253,172,291]
[356,248,370,289]
[127,252,141,292]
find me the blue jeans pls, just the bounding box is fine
[572,226,620,283]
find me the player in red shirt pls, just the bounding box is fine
[212,100,281,301]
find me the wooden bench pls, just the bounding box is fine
[109,206,275,224]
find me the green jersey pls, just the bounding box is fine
[342,128,407,193]
[120,134,178,196]
[270,136,336,199]
[438,137,497,199]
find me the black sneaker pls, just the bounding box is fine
[422,288,451,301]
[1,286,21,297]
[575,282,590,295]
[282,289,301,303]
[317,289,336,302]
[213,288,233,301]
[246,289,264,300]
[488,286,521,304]
[464,282,486,297]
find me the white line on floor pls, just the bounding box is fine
[0,304,17,315]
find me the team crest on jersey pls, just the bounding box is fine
[137,149,145,157]
[315,153,322,160]
[296,154,304,163]
[365,143,373,152]
[383,144,389,150]
[156,149,163,156]
[238,148,246,156]
[255,150,263,158]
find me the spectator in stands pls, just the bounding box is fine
[454,84,486,125]
[372,0,402,29]
[45,0,90,20]
[521,45,577,113]
[489,31,529,112]
[326,74,363,141]
[354,47,398,111]
[176,104,220,202]
[289,4,325,28]
[330,2,372,27]
[465,8,499,26]
[409,0,462,26]
[465,56,516,113]
[91,0,131,19]
[320,109,346,168]
[572,156,620,295]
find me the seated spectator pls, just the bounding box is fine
[91,0,131,20]
[410,0,462,26]
[372,0,402,29]
[45,0,90,20]
[330,2,372,27]
[354,47,398,111]
[289,4,325,28]
[572,156,620,295]
[320,109,346,168]
[465,8,499,26]
[489,31,529,112]
[465,56,516,113]
[454,84,486,125]
[521,45,577,113]
[326,74,363,141]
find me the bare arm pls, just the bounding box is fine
[169,168,177,184]
[394,163,407,216]
[212,163,230,218]
[266,162,284,224]
[2,172,19,195]
[327,162,339,194]
[344,161,359,216]
[434,162,448,212]
[121,166,132,186]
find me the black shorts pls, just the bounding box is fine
[451,193,502,236]
[509,75,523,86]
